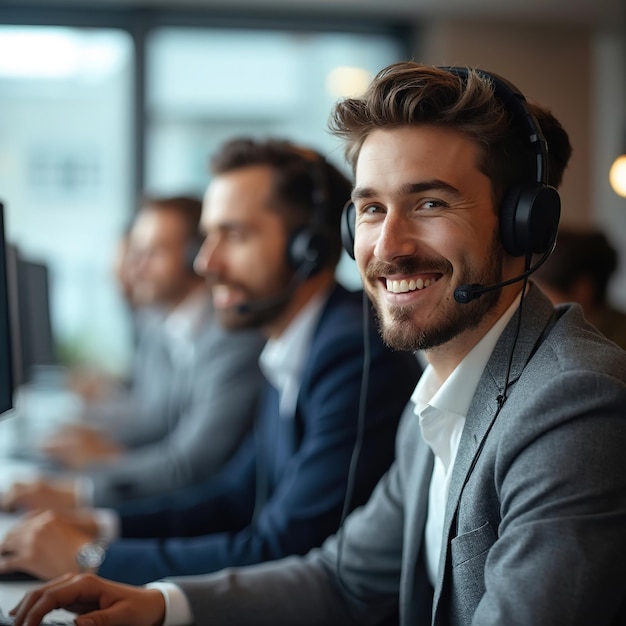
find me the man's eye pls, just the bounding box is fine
[421,199,446,210]
[361,204,383,216]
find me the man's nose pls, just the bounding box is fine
[373,211,418,262]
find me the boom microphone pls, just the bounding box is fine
[454,245,554,304]
[236,257,318,314]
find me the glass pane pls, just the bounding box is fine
[0,26,135,377]
[145,28,404,288]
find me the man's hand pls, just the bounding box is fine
[40,424,124,470]
[10,573,166,626]
[0,510,97,580]
[1,478,78,512]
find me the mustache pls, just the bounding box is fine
[204,276,250,297]
[204,274,238,289]
[364,257,451,280]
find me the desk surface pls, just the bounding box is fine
[0,419,74,622]
[0,513,47,615]
[0,507,75,623]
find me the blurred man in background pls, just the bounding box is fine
[534,226,626,349]
[3,195,266,507]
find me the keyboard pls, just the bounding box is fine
[0,610,73,625]
[0,572,39,583]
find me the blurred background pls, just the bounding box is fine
[0,0,624,380]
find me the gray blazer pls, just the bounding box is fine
[82,294,266,506]
[173,285,626,625]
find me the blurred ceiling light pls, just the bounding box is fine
[326,66,371,98]
[608,16,626,199]
[609,153,626,198]
[0,27,127,80]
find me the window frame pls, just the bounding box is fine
[0,3,413,199]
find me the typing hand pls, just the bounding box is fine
[40,425,124,471]
[9,573,166,626]
[0,510,93,580]
[1,479,77,513]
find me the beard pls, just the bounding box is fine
[365,232,503,352]
[210,264,295,331]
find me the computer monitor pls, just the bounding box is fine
[0,202,15,415]
[17,256,57,378]
[5,241,24,391]
[5,243,57,389]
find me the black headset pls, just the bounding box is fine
[340,66,561,260]
[286,153,333,277]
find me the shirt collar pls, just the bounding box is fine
[162,289,212,364]
[412,292,523,420]
[259,288,330,417]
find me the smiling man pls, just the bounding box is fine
[354,124,509,375]
[9,63,626,626]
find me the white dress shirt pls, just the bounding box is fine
[161,288,214,368]
[412,294,521,586]
[258,289,327,419]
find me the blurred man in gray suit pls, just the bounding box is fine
[3,196,265,507]
[8,63,626,626]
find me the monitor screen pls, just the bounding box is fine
[5,242,57,389]
[0,202,15,414]
[17,257,57,378]
[5,241,23,391]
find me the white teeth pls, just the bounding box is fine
[385,277,436,293]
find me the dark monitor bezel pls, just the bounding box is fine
[0,202,15,414]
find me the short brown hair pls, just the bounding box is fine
[138,195,203,244]
[210,137,353,268]
[329,62,572,207]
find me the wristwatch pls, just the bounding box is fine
[75,540,107,573]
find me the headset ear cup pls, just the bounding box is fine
[341,201,356,260]
[499,185,525,257]
[287,226,328,276]
[526,185,561,254]
[500,184,561,257]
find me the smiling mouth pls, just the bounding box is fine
[212,284,245,308]
[385,276,441,293]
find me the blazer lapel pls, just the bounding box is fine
[431,285,557,615]
[401,431,434,625]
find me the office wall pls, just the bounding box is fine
[416,19,626,308]
[592,31,626,309]
[417,20,590,222]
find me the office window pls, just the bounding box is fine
[0,20,404,375]
[0,26,134,374]
[144,28,403,288]
[144,28,402,196]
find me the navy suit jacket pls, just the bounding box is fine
[97,285,422,584]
